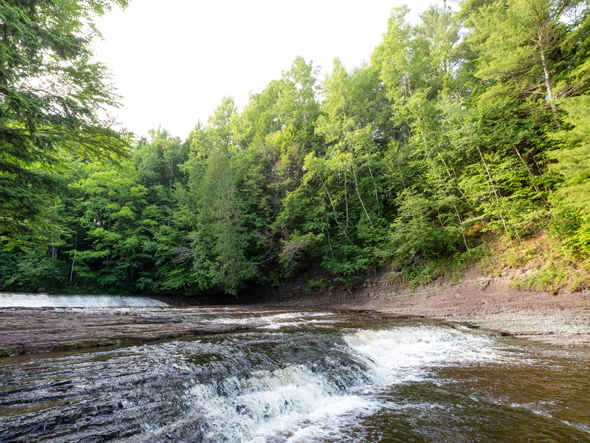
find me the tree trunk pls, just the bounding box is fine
[348,152,374,227]
[440,156,465,197]
[344,175,349,232]
[70,228,77,284]
[538,31,561,128]
[326,229,335,260]
[368,166,379,202]
[319,176,355,245]
[351,163,374,227]
[475,145,510,235]
[513,145,541,194]
[451,198,470,255]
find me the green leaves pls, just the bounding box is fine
[5,0,590,295]
[549,96,590,211]
[0,0,131,243]
[547,96,590,255]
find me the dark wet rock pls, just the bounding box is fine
[0,308,252,356]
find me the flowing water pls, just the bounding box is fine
[1,306,590,442]
[0,293,168,308]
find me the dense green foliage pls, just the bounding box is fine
[2,0,590,295]
[0,0,131,248]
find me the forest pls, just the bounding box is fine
[1,0,589,296]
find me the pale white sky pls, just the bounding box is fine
[92,0,439,140]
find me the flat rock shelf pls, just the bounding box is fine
[1,307,590,442]
[0,307,253,356]
[0,307,401,356]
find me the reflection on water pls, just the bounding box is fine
[0,293,168,307]
[0,307,589,442]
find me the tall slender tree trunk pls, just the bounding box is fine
[436,164,470,254]
[419,125,470,253]
[319,176,355,245]
[348,152,374,227]
[538,29,561,127]
[541,51,556,108]
[475,145,510,235]
[513,145,541,194]
[440,156,465,197]
[351,163,374,227]
[70,227,77,284]
[326,229,335,260]
[368,166,379,202]
[344,175,349,232]
[450,197,470,255]
[438,160,470,253]
[476,146,523,243]
[398,152,407,190]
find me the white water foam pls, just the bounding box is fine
[344,326,500,384]
[200,311,336,329]
[148,364,380,443]
[148,325,505,443]
[0,293,168,308]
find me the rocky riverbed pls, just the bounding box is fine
[2,265,590,357]
[0,307,254,356]
[0,306,399,356]
[4,309,590,443]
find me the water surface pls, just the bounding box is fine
[0,293,168,308]
[1,307,589,442]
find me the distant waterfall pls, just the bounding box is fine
[0,293,168,307]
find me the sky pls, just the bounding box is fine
[92,0,439,141]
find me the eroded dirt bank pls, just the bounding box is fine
[256,266,590,347]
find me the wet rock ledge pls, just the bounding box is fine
[0,307,250,356]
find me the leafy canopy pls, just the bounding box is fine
[0,0,131,244]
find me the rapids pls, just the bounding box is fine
[0,293,168,308]
[1,306,589,442]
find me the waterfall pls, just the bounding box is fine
[0,293,168,308]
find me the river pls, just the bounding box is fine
[1,300,590,442]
